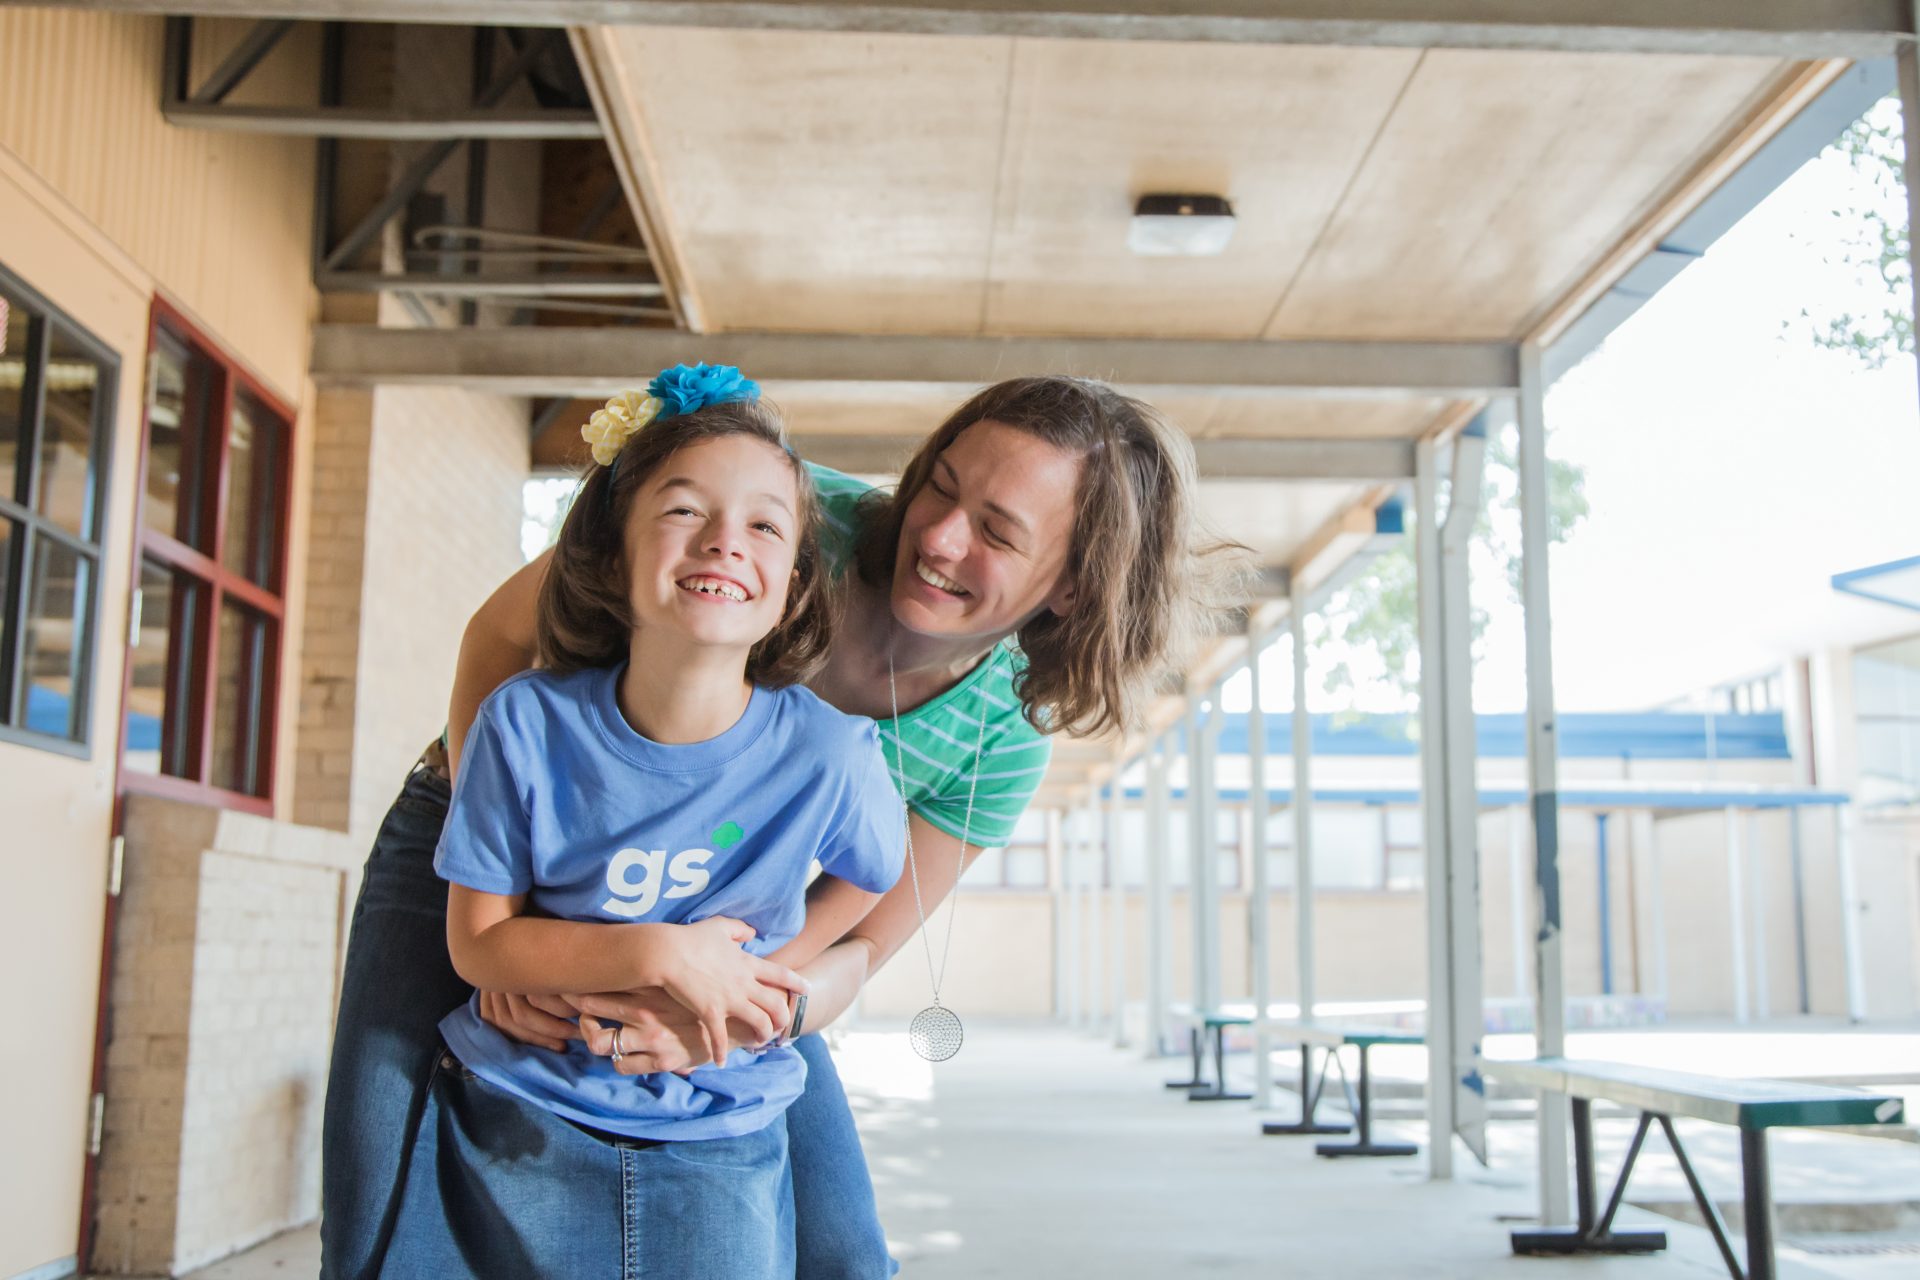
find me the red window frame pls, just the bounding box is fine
[118,296,294,816]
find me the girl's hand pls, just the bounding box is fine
[477,990,583,1053]
[577,991,780,1076]
[650,916,807,1065]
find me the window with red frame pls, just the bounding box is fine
[124,303,291,805]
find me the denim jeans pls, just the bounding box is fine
[320,768,896,1279]
[382,1049,794,1280]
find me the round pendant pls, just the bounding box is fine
[909,1005,964,1062]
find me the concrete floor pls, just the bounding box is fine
[183,1022,1918,1279]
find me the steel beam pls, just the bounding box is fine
[791,434,1418,481]
[1517,341,1570,1226]
[55,2,1912,58]
[185,18,294,105]
[165,104,602,138]
[311,326,1518,397]
[317,272,664,297]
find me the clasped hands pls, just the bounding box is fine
[478,915,805,1076]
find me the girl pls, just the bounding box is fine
[382,367,904,1276]
[324,375,1238,1279]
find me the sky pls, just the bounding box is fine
[1227,97,1920,716]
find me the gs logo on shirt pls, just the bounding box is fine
[601,848,713,918]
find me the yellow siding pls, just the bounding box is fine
[0,9,319,398]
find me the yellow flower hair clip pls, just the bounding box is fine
[581,390,664,467]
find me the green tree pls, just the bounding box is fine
[1316,425,1588,706]
[1800,95,1911,367]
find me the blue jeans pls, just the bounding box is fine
[383,1049,794,1279]
[321,766,896,1279]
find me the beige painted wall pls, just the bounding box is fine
[0,12,319,1273]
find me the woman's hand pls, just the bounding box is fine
[652,916,808,1065]
[477,990,584,1053]
[576,990,779,1076]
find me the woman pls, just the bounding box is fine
[321,375,1237,1279]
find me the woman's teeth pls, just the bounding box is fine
[915,559,967,596]
[679,577,747,602]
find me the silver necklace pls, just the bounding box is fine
[887,647,991,1063]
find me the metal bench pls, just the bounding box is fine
[1164,1005,1252,1102]
[1258,1020,1424,1156]
[1480,1055,1907,1280]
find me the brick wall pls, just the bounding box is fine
[293,383,528,838]
[92,797,361,1276]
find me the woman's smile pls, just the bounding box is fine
[913,558,968,597]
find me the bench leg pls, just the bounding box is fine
[1263,1044,1352,1136]
[1165,1026,1205,1090]
[1316,1044,1418,1157]
[1742,1129,1775,1280]
[1189,1023,1252,1102]
[1510,1103,1667,1260]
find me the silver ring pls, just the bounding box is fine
[609,1026,625,1063]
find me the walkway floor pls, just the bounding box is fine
[180,1022,1918,1279]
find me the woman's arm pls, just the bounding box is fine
[448,886,805,1054]
[447,547,551,774]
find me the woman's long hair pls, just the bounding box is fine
[853,376,1248,737]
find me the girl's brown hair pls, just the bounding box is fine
[537,398,833,687]
[853,376,1246,738]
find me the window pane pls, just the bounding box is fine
[963,847,1004,888]
[1385,805,1424,848]
[145,332,214,548]
[36,324,105,538]
[222,391,283,588]
[212,600,270,795]
[125,559,203,780]
[0,294,29,503]
[21,536,92,741]
[1006,847,1048,888]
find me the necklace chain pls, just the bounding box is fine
[887,647,991,1005]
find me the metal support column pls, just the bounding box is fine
[1146,736,1174,1055]
[1048,809,1067,1020]
[1197,695,1225,1018]
[1109,776,1129,1048]
[1900,5,1920,416]
[1726,807,1751,1024]
[1247,628,1274,1108]
[1085,797,1104,1033]
[1185,707,1207,1018]
[1063,807,1082,1028]
[1597,814,1614,996]
[1835,806,1868,1021]
[1518,341,1570,1226]
[1748,811,1771,1021]
[1509,805,1530,1001]
[1290,579,1317,1026]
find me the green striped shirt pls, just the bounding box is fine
[808,463,1052,847]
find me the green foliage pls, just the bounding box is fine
[1317,425,1588,705]
[1801,97,1912,367]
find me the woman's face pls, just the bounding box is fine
[623,434,801,655]
[890,419,1081,644]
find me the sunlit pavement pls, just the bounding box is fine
[179,1021,1920,1279]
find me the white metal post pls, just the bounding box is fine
[1109,775,1128,1049]
[1639,811,1670,1006]
[1049,807,1067,1019]
[1518,342,1570,1226]
[1725,807,1751,1024]
[1290,578,1317,1025]
[1247,626,1274,1108]
[1416,436,1454,1174]
[1747,810,1771,1022]
[1508,805,1530,1001]
[1198,694,1225,1016]
[1835,805,1869,1022]
[1147,735,1173,1055]
[1084,796,1104,1033]
[1186,704,1207,1018]
[1062,807,1081,1027]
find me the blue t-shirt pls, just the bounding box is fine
[435,665,905,1141]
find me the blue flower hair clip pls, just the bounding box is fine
[649,362,760,419]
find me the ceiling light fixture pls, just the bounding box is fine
[1128,194,1236,256]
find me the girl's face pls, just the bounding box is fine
[890,419,1081,644]
[623,434,801,657]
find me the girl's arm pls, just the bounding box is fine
[448,548,550,774]
[448,885,806,1057]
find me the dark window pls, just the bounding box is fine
[0,267,116,754]
[124,300,290,807]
